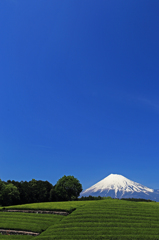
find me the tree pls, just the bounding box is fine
[49,187,58,202]
[29,179,53,203]
[1,183,20,206]
[5,179,54,204]
[55,175,82,201]
[0,179,5,205]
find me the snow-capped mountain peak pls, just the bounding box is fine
[81,173,157,200]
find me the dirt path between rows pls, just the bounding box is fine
[0,229,39,236]
[3,209,69,216]
[1,209,69,235]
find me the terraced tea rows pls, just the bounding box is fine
[0,201,83,240]
[0,236,32,240]
[1,199,159,239]
[1,201,85,213]
[34,200,159,240]
[0,212,64,233]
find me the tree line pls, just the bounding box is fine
[121,198,154,202]
[0,175,82,206]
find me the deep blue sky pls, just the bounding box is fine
[0,0,159,190]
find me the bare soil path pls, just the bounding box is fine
[3,209,69,216]
[0,229,39,236]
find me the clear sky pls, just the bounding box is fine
[0,0,159,190]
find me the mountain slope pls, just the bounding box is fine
[81,174,159,201]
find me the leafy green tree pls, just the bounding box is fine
[6,179,53,204]
[1,183,20,206]
[49,187,58,201]
[29,179,53,203]
[36,180,53,202]
[20,181,33,203]
[0,179,5,205]
[55,175,82,201]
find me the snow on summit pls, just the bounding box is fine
[81,174,159,201]
[87,174,154,195]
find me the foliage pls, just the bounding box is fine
[79,195,102,200]
[0,176,82,206]
[7,179,53,205]
[49,187,58,202]
[1,183,20,206]
[121,198,154,202]
[55,175,83,201]
[0,179,5,205]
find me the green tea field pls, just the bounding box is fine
[1,199,159,240]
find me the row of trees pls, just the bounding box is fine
[0,176,82,206]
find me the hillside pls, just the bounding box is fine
[1,199,159,239]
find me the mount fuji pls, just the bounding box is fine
[81,174,159,201]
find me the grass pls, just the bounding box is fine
[0,212,64,233]
[1,199,159,239]
[0,236,32,240]
[0,201,86,213]
[33,199,159,240]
